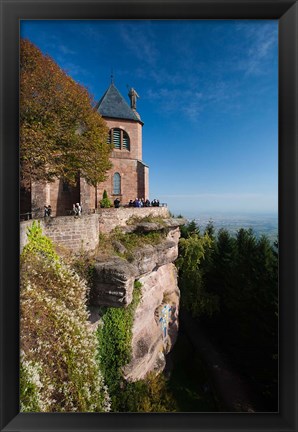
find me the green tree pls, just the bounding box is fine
[177,233,219,317]
[180,220,200,239]
[204,228,235,305]
[177,223,278,408]
[20,38,112,189]
[100,190,112,208]
[204,220,216,240]
[205,228,277,407]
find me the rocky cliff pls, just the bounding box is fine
[89,217,185,381]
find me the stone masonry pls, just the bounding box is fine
[20,207,169,252]
[20,214,99,253]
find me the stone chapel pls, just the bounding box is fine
[21,83,149,217]
[94,82,149,207]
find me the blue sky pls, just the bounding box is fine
[21,20,278,217]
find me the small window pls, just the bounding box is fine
[113,172,121,194]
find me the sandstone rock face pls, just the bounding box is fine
[132,239,178,275]
[98,207,170,233]
[89,217,185,381]
[123,263,180,381]
[91,258,138,307]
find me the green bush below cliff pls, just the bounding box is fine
[96,281,142,410]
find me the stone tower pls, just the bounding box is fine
[95,83,149,205]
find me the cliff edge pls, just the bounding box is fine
[89,217,185,381]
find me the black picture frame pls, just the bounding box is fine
[1,0,297,431]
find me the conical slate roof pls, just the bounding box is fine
[95,83,141,122]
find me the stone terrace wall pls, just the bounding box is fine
[20,214,99,253]
[98,206,169,233]
[20,207,169,253]
[20,220,35,253]
[43,214,99,252]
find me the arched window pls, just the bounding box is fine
[113,172,121,195]
[108,128,130,151]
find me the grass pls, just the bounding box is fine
[126,215,167,226]
[96,228,166,262]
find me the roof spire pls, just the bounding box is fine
[110,68,114,84]
[95,83,143,123]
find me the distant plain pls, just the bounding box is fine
[183,212,278,243]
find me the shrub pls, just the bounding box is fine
[96,281,142,410]
[120,372,177,412]
[20,222,110,412]
[71,250,96,289]
[100,189,112,208]
[20,352,48,412]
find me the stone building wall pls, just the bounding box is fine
[97,159,149,208]
[25,115,147,215]
[97,158,138,206]
[31,181,49,218]
[95,117,147,205]
[31,178,80,217]
[80,178,96,213]
[105,117,142,160]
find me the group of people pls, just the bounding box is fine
[114,198,120,208]
[151,199,160,207]
[128,198,149,208]
[44,205,52,217]
[44,198,160,215]
[72,203,82,216]
[128,198,160,208]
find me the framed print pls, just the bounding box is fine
[1,0,297,431]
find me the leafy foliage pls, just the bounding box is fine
[20,38,112,188]
[120,372,177,412]
[71,249,96,288]
[20,354,46,412]
[97,276,177,413]
[177,230,219,317]
[22,221,60,266]
[96,281,142,411]
[20,223,110,412]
